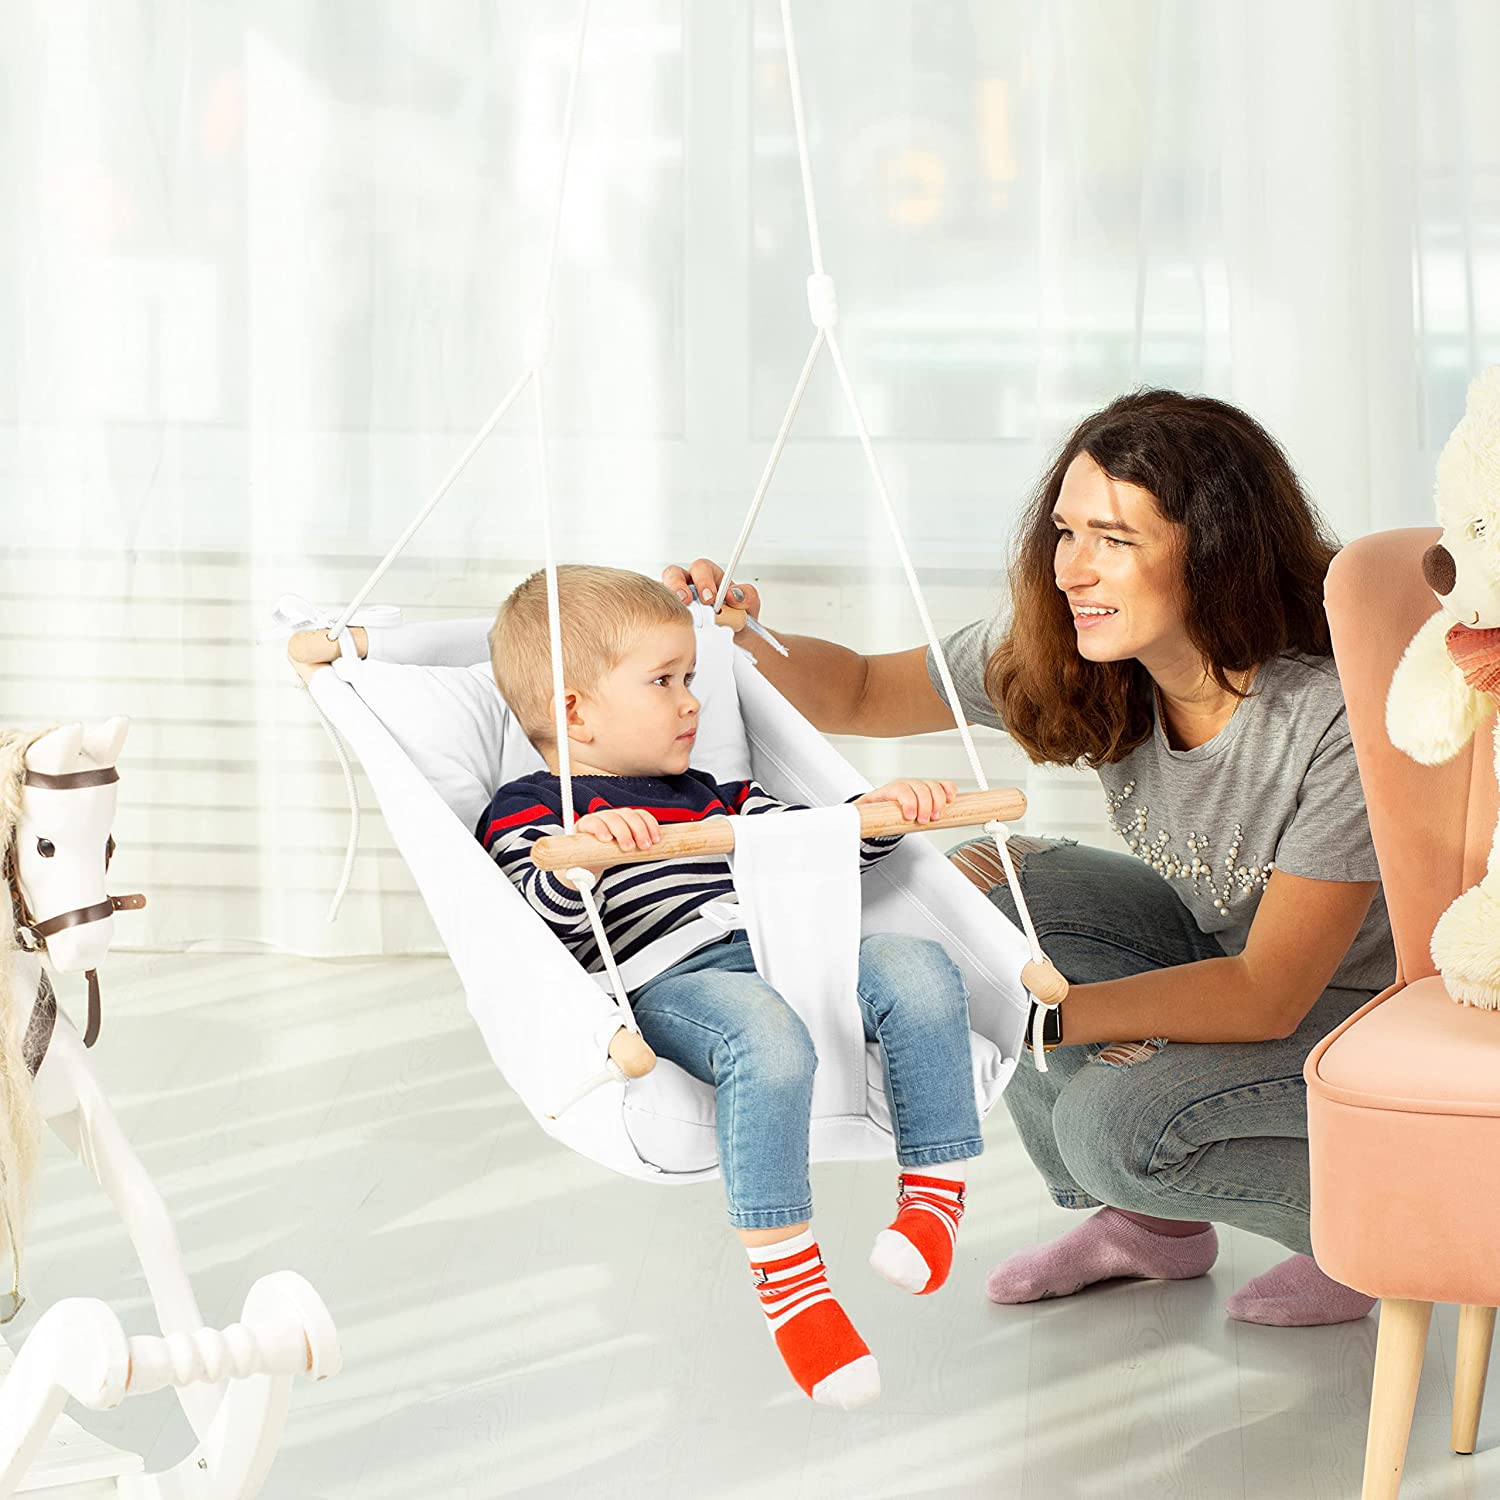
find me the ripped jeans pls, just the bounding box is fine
[950,836,1374,1255]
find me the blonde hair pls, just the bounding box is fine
[490,565,692,743]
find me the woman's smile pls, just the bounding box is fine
[1070,602,1119,631]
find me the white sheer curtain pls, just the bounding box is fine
[2,0,1496,955]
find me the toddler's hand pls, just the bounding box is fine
[857,778,958,825]
[575,807,663,852]
[287,626,369,679]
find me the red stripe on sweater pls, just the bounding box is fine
[484,804,551,841]
[619,802,727,823]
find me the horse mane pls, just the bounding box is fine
[0,728,31,995]
[0,729,47,1276]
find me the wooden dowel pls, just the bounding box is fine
[530,787,1027,872]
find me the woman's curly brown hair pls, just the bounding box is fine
[986,390,1339,767]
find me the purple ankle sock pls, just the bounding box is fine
[985,1207,1218,1305]
[1225,1254,1376,1327]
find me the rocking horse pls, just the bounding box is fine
[0,719,339,1499]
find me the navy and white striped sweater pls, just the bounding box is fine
[477,767,900,974]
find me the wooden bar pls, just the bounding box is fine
[530,787,1027,871]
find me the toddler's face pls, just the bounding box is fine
[574,620,700,776]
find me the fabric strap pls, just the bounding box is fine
[730,803,865,1120]
[593,899,746,997]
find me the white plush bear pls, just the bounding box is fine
[1387,366,1500,1009]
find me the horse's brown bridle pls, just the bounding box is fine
[6,764,147,1048]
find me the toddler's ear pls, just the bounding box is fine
[560,690,593,744]
[1387,611,1490,765]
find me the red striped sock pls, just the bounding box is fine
[868,1172,965,1295]
[747,1231,880,1408]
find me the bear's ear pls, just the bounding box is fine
[1465,366,1500,429]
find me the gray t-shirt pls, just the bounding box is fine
[929,619,1396,995]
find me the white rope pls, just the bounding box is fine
[533,371,575,835]
[716,327,824,610]
[774,3,1046,957]
[536,0,592,325]
[819,325,1046,969]
[529,368,640,1029]
[306,683,361,924]
[521,55,640,1040]
[778,0,825,277]
[326,368,533,640]
[717,0,1054,1066]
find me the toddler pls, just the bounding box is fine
[478,565,984,1408]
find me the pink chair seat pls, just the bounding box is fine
[1316,977,1500,1117]
[1310,978,1500,1309]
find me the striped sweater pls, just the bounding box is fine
[477,768,899,974]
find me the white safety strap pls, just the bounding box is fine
[592,900,745,996]
[732,810,864,1116]
[731,804,865,1119]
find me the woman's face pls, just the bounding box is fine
[1051,452,1189,668]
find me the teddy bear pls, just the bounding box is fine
[1387,365,1500,1009]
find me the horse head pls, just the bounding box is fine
[12,718,139,976]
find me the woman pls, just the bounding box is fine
[662,389,1394,1327]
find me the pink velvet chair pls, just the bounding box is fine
[1308,528,1500,1499]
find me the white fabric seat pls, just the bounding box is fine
[309,610,1030,1184]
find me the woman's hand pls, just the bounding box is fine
[661,559,761,635]
[856,778,958,825]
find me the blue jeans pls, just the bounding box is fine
[957,836,1376,1256]
[629,932,984,1230]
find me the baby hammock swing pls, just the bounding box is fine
[286,0,1066,1184]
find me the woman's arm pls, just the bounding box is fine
[663,558,958,738]
[1056,870,1380,1046]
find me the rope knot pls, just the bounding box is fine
[806,273,839,329]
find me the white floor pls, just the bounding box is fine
[16,951,1497,1500]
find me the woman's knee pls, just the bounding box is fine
[1049,1063,1171,1206]
[949,833,1059,896]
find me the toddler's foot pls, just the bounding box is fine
[1225,1253,1376,1327]
[748,1231,880,1408]
[984,1206,1218,1304]
[869,1171,966,1295]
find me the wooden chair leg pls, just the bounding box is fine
[1363,1298,1433,1500]
[1451,1304,1496,1455]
